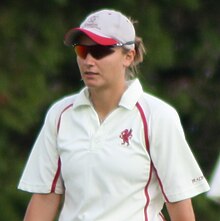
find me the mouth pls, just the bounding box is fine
[84,71,98,75]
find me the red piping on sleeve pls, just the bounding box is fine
[136,102,169,220]
[51,157,61,192]
[50,103,73,192]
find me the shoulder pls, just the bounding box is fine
[44,93,78,127]
[139,92,180,121]
[49,94,77,113]
[139,92,185,141]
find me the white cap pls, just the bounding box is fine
[64,9,135,49]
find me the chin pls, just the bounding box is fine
[84,81,99,88]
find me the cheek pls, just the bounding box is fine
[76,58,83,73]
[76,57,81,66]
[100,60,120,74]
[101,59,125,80]
[106,53,125,68]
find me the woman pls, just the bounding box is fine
[18,9,210,221]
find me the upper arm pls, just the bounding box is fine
[166,198,195,221]
[24,193,62,221]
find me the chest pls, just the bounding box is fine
[57,106,151,188]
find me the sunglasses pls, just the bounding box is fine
[72,41,134,60]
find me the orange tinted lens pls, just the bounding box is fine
[73,45,115,59]
[74,45,88,59]
[89,45,114,59]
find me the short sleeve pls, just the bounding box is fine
[150,105,210,202]
[18,106,64,194]
[207,155,220,203]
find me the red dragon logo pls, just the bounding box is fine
[119,129,133,146]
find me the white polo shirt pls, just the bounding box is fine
[18,79,209,221]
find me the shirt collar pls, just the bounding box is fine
[72,87,91,109]
[73,79,143,110]
[119,79,143,110]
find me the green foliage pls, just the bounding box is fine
[1,0,220,220]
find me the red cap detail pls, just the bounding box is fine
[64,27,118,46]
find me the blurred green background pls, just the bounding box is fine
[0,0,220,220]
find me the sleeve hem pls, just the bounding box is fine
[18,181,64,194]
[165,182,210,202]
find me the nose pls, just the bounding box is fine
[83,52,95,65]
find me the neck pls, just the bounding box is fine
[89,83,127,121]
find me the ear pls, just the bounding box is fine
[123,49,136,67]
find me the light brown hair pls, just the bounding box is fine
[123,36,146,79]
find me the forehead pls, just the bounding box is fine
[77,34,96,45]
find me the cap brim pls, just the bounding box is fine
[64,27,118,46]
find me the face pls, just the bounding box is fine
[75,35,135,91]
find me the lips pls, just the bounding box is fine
[84,71,98,75]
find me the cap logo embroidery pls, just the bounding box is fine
[83,15,100,30]
[120,129,132,146]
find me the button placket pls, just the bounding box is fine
[90,126,105,150]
